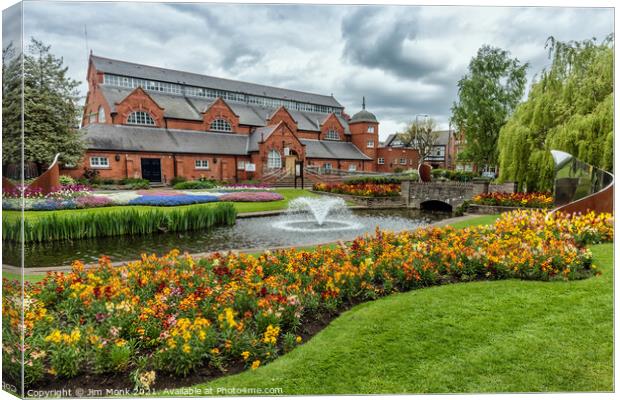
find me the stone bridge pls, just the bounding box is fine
[400,180,496,211]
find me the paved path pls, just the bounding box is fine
[4,213,484,276]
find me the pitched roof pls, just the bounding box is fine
[99,86,352,134]
[82,124,369,160]
[91,55,343,109]
[82,124,249,155]
[300,139,372,160]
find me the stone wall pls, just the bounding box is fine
[488,182,518,193]
[311,191,406,208]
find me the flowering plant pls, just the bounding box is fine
[314,182,401,197]
[219,192,284,202]
[3,210,612,387]
[128,194,220,206]
[472,192,553,208]
[221,184,273,191]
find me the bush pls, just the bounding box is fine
[3,202,237,242]
[170,176,187,186]
[345,176,401,185]
[82,168,100,184]
[173,180,218,190]
[59,175,75,186]
[432,169,478,182]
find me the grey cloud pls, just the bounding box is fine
[341,6,442,80]
[10,2,614,134]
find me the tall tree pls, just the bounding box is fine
[397,117,439,166]
[451,46,528,168]
[2,38,84,169]
[498,35,613,191]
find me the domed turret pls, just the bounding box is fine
[349,97,377,123]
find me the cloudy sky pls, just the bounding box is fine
[5,1,615,139]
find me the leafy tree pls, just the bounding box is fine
[2,38,84,170]
[397,117,439,166]
[451,46,528,168]
[498,35,613,191]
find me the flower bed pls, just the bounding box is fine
[219,192,284,202]
[472,192,553,208]
[128,194,219,206]
[313,182,401,197]
[3,187,284,211]
[3,210,612,388]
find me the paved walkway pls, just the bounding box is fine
[4,213,483,276]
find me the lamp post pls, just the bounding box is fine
[414,114,429,165]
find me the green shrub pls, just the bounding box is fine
[431,169,478,182]
[170,176,187,186]
[3,203,237,242]
[102,178,116,185]
[59,175,75,185]
[173,180,218,190]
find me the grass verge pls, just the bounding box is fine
[190,242,612,394]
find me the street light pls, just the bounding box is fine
[414,113,429,149]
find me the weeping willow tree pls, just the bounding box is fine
[498,35,613,191]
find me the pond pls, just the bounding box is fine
[5,207,451,268]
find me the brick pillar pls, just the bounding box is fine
[472,179,489,196]
[400,180,411,207]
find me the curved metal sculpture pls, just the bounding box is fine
[550,150,613,215]
[25,153,62,194]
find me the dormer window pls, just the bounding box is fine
[210,118,232,132]
[127,111,155,126]
[325,129,340,140]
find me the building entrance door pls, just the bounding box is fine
[141,158,162,183]
[285,156,297,175]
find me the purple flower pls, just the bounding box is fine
[128,194,219,206]
[75,196,112,208]
[219,192,284,202]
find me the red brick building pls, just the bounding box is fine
[63,55,384,183]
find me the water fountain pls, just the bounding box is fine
[271,197,363,232]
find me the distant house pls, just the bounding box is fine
[379,129,456,170]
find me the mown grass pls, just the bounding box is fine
[232,189,317,213]
[2,189,316,222]
[191,243,612,394]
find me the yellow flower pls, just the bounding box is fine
[251,360,260,370]
[296,336,302,344]
[241,351,250,360]
[44,329,62,344]
[210,348,220,355]
[182,344,191,354]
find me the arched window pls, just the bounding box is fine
[98,106,106,123]
[127,111,155,126]
[325,129,340,140]
[210,118,232,132]
[267,149,282,169]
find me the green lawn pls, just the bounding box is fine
[232,189,317,213]
[191,243,612,394]
[2,189,317,223]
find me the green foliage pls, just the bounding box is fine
[451,45,528,166]
[2,39,84,167]
[3,203,237,242]
[344,173,419,185]
[173,179,218,190]
[170,176,188,186]
[431,168,478,182]
[498,35,613,191]
[59,175,75,185]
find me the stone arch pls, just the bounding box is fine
[420,200,453,212]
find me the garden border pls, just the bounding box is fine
[2,213,483,274]
[467,204,544,214]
